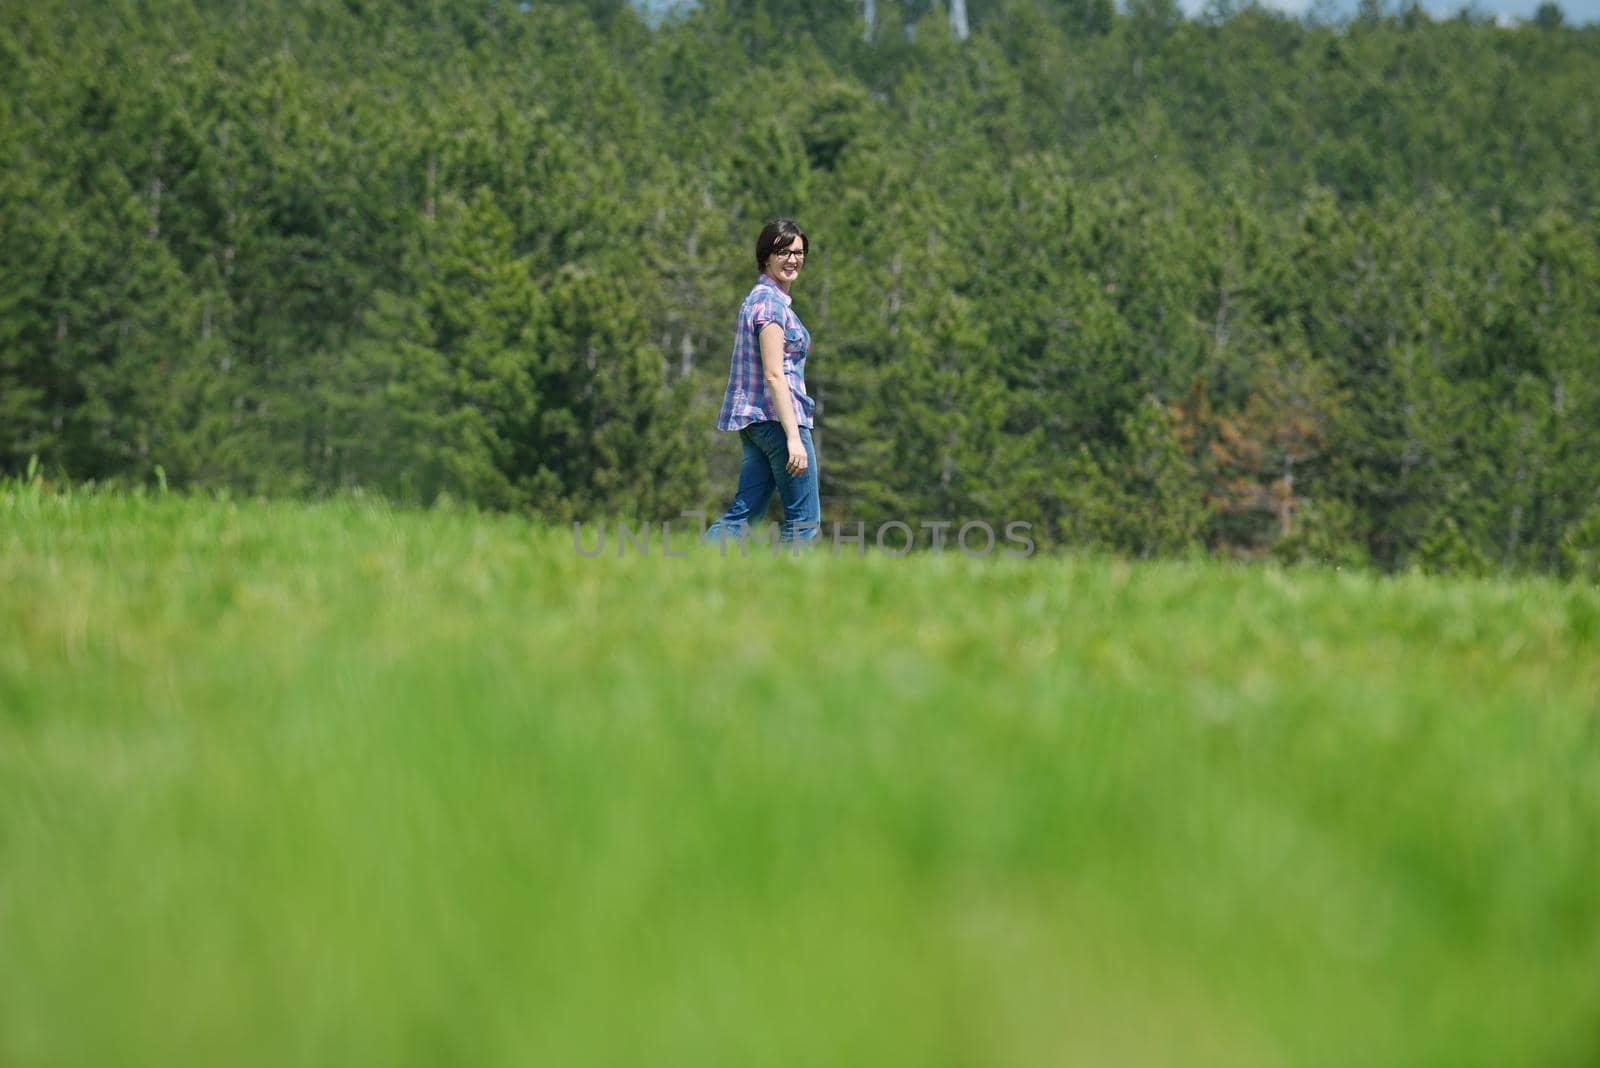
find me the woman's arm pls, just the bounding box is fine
[758,321,808,475]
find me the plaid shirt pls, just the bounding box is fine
[716,274,814,431]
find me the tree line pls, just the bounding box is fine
[3,0,1598,576]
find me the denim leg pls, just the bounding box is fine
[741,423,821,543]
[704,431,776,542]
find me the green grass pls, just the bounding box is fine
[3,487,1599,1067]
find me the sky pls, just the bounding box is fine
[637,0,1598,28]
[1180,0,1599,23]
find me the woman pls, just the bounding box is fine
[705,218,820,546]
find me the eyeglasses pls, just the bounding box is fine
[771,247,806,261]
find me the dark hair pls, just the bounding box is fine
[755,218,808,272]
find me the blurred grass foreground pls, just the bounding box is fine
[3,486,1599,1067]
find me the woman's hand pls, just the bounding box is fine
[785,435,808,476]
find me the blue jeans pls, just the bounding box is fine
[705,422,820,544]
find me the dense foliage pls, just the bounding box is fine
[4,0,1598,573]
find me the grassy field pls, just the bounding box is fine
[3,486,1599,1067]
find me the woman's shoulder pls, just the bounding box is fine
[740,277,779,305]
[739,280,787,319]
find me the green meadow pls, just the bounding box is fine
[3,486,1598,1068]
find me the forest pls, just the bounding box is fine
[3,0,1598,574]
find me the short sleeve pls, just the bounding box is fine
[748,294,784,338]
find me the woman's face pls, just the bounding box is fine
[764,234,806,290]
